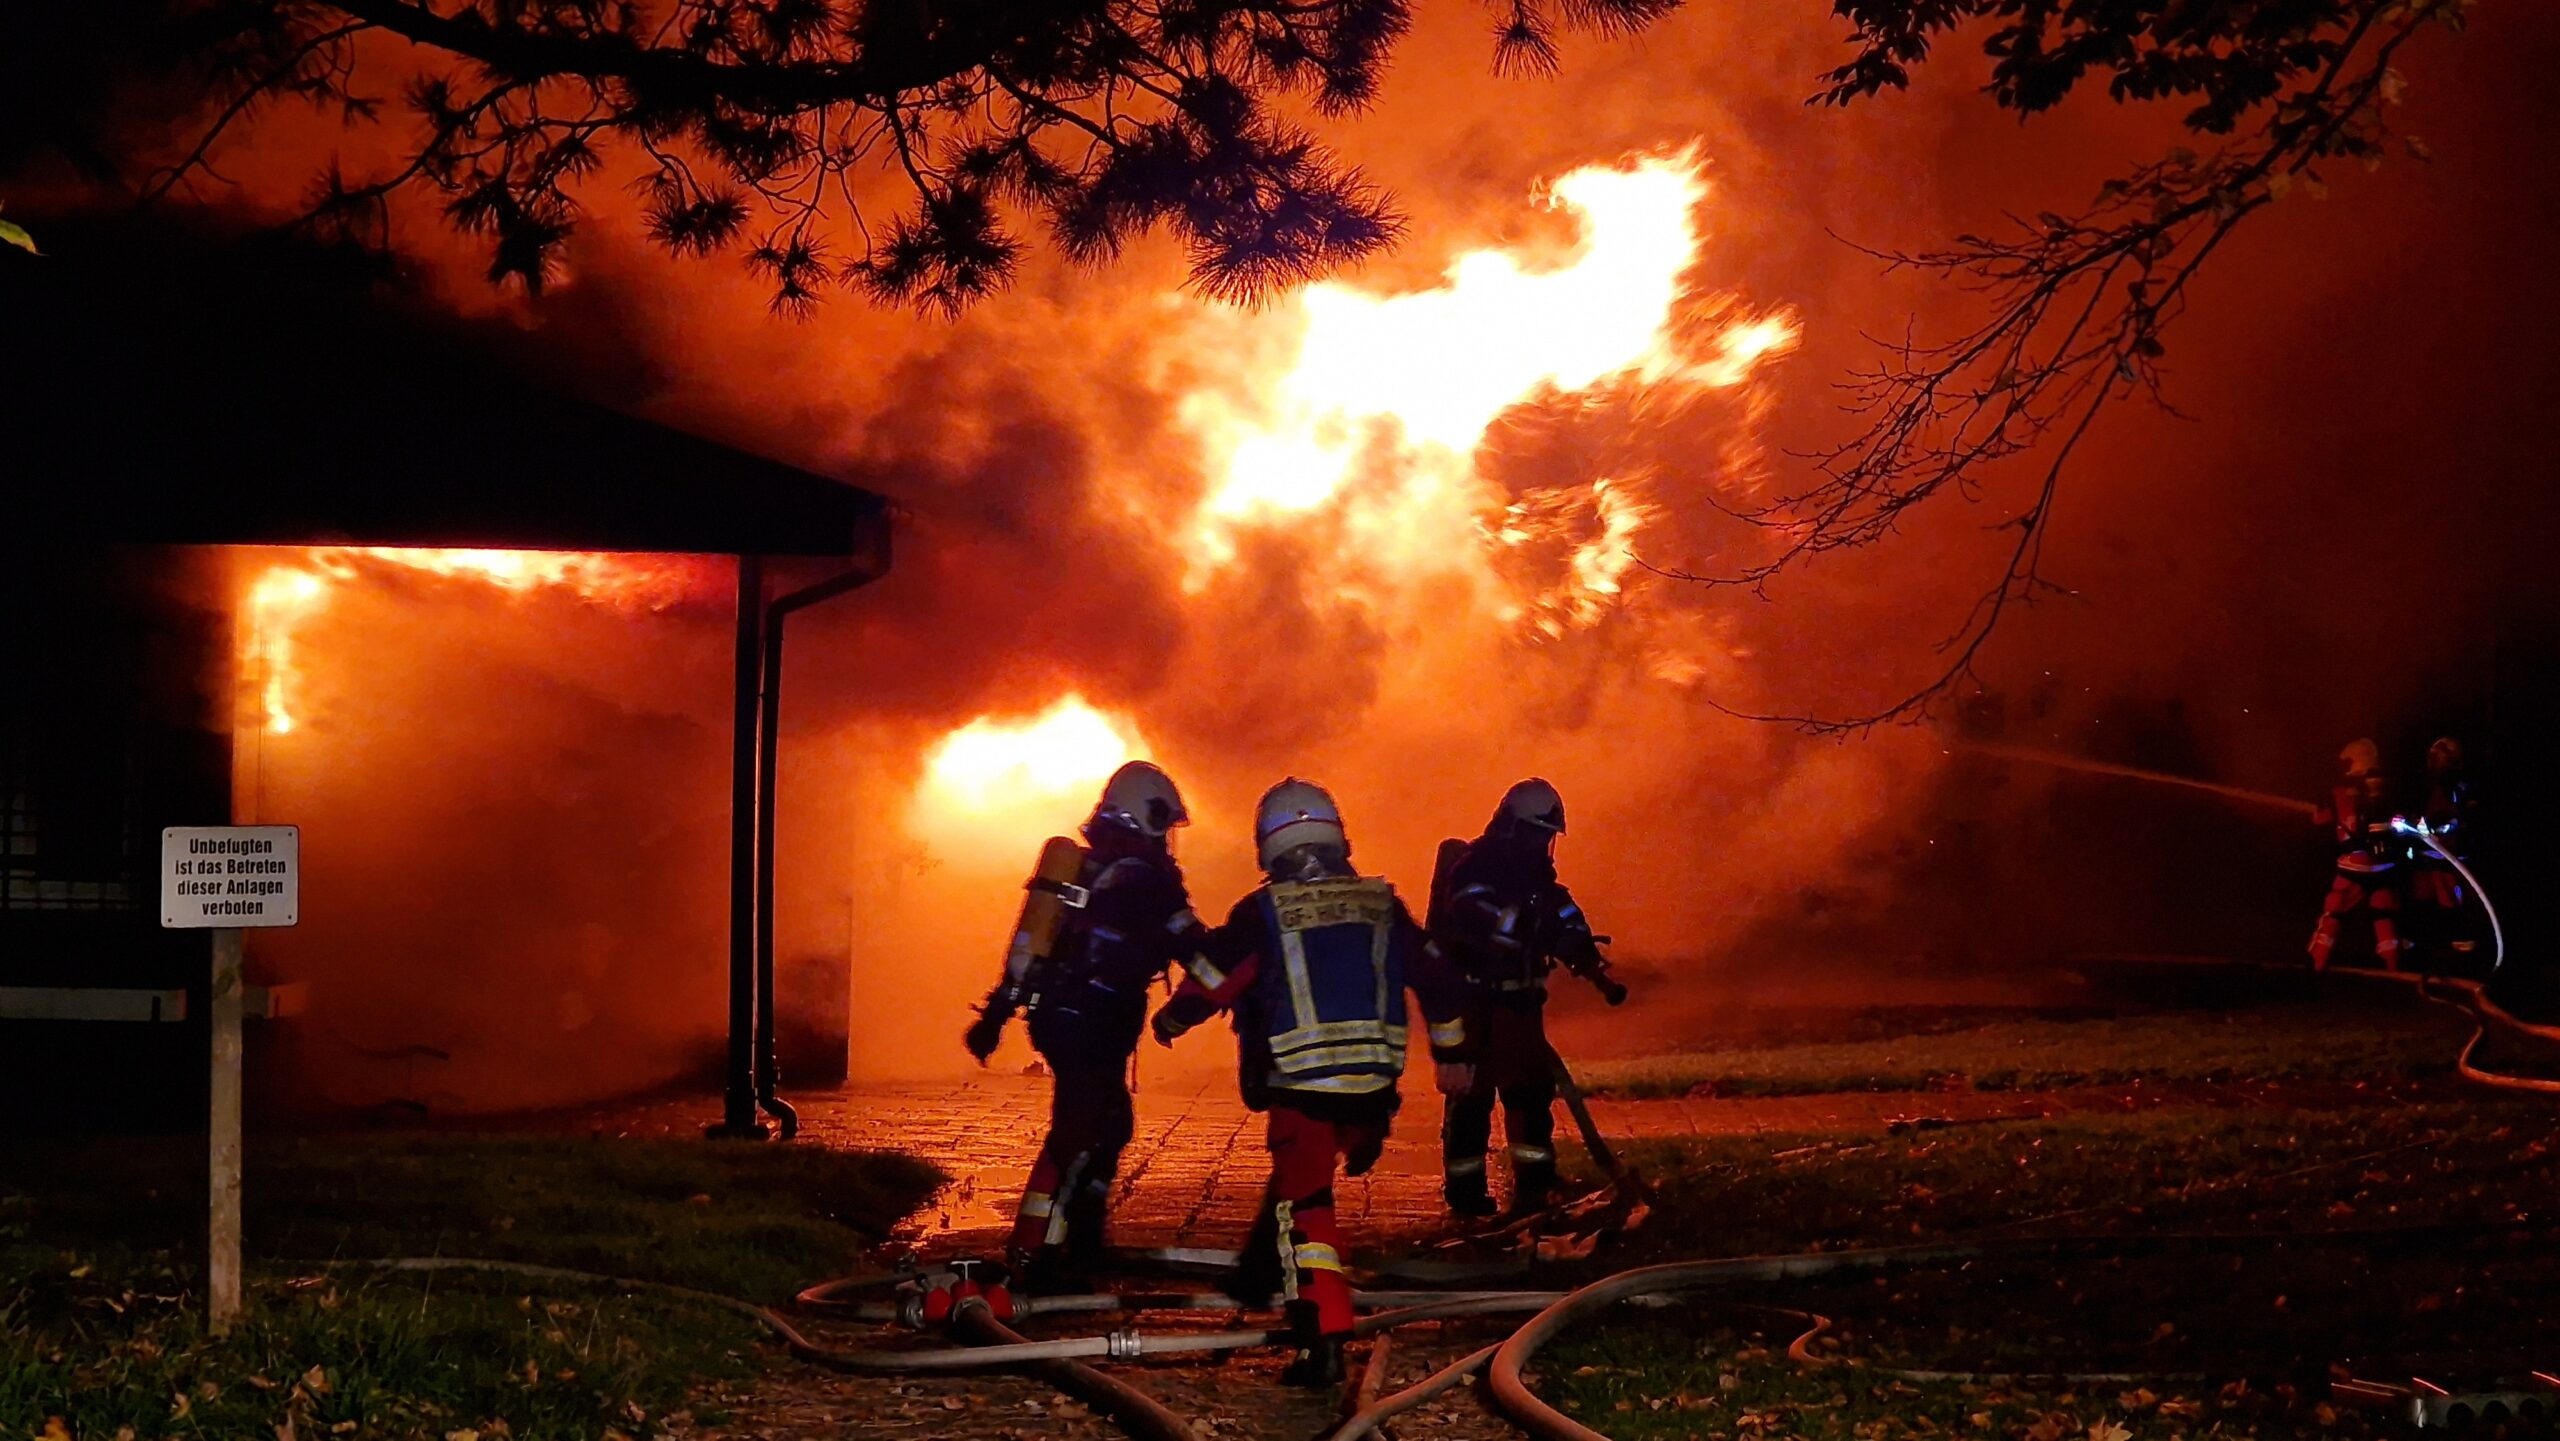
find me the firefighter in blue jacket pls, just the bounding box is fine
[1150,778,1474,1387]
[1431,778,1625,1216]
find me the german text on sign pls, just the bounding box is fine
[161,826,300,929]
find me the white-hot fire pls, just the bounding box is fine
[912,695,1149,855]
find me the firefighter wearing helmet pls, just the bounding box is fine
[1427,777,1625,1216]
[964,760,1212,1290]
[2307,739,2410,971]
[2410,736,2481,968]
[1149,778,1474,1386]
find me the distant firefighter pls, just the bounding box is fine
[2308,739,2410,972]
[2410,736,2481,967]
[1149,778,1474,1387]
[1428,777,1626,1217]
[965,761,1210,1291]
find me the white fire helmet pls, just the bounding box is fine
[2339,738,2381,780]
[2427,736,2464,774]
[1491,777,1567,836]
[1255,777,1347,873]
[1092,761,1189,840]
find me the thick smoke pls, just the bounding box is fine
[57,0,2558,1106]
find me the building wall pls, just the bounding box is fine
[1,546,232,1134]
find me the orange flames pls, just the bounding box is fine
[244,548,692,735]
[1178,151,1797,609]
[911,149,1799,849]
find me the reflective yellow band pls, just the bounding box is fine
[1509,1145,1554,1164]
[1293,1243,1344,1275]
[1185,956,1227,989]
[1428,1019,1465,1047]
[1275,1200,1299,1303]
[1271,1043,1402,1074]
[1273,1018,1395,1051]
[1018,1192,1055,1219]
[1273,1073,1395,1094]
[1445,1156,1486,1177]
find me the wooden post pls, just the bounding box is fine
[208,926,245,1334]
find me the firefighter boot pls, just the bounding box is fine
[1012,1247,1094,1296]
[1278,1301,1348,1388]
[1219,1205,1285,1307]
[1063,1186,1111,1273]
[1509,1155,1560,1215]
[1444,1166,1499,1218]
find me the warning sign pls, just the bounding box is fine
[161,826,299,929]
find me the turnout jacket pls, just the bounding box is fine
[2318,782,2398,877]
[989,843,1210,1066]
[1157,871,1470,1116]
[1431,838,1601,1003]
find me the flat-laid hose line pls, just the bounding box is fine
[1486,1252,1994,1441]
[1326,1342,1501,1441]
[344,1258,1263,1373]
[950,1304,1195,1441]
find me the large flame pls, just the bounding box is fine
[1178,150,1798,605]
[245,548,691,735]
[917,151,1799,868]
[913,696,1148,856]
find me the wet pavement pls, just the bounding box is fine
[564,1069,2408,1257]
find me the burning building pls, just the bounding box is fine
[9,0,2560,1125]
[3,234,889,1126]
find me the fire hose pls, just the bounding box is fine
[2389,818,2506,978]
[343,1221,2557,1441]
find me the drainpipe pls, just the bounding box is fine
[709,554,770,1139]
[751,532,892,1138]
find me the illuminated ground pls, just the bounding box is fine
[570,975,2481,1261]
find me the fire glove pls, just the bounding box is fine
[1596,975,1629,1007]
[1434,1061,1476,1096]
[963,1007,1008,1064]
[1150,1008,1191,1049]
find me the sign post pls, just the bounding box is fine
[161,824,299,1336]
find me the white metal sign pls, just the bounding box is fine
[161,825,299,929]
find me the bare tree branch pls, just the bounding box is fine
[1655,0,2465,732]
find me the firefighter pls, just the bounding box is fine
[2409,736,2479,968]
[1149,778,1474,1387]
[2308,738,2410,972]
[1429,778,1626,1218]
[964,760,1209,1290]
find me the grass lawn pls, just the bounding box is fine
[1609,1100,2555,1257]
[0,1135,942,1441]
[1580,993,2468,1099]
[1519,1097,2559,1438]
[1539,1308,2413,1441]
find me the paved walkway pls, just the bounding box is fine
[568,1069,2397,1256]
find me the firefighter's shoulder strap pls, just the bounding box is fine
[1427,837,1470,932]
[1010,836,1092,981]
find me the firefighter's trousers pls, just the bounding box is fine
[1008,1059,1135,1263]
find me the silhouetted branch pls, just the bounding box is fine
[1659,0,2458,733]
[151,0,1676,312]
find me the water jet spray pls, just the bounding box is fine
[1956,741,2318,817]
